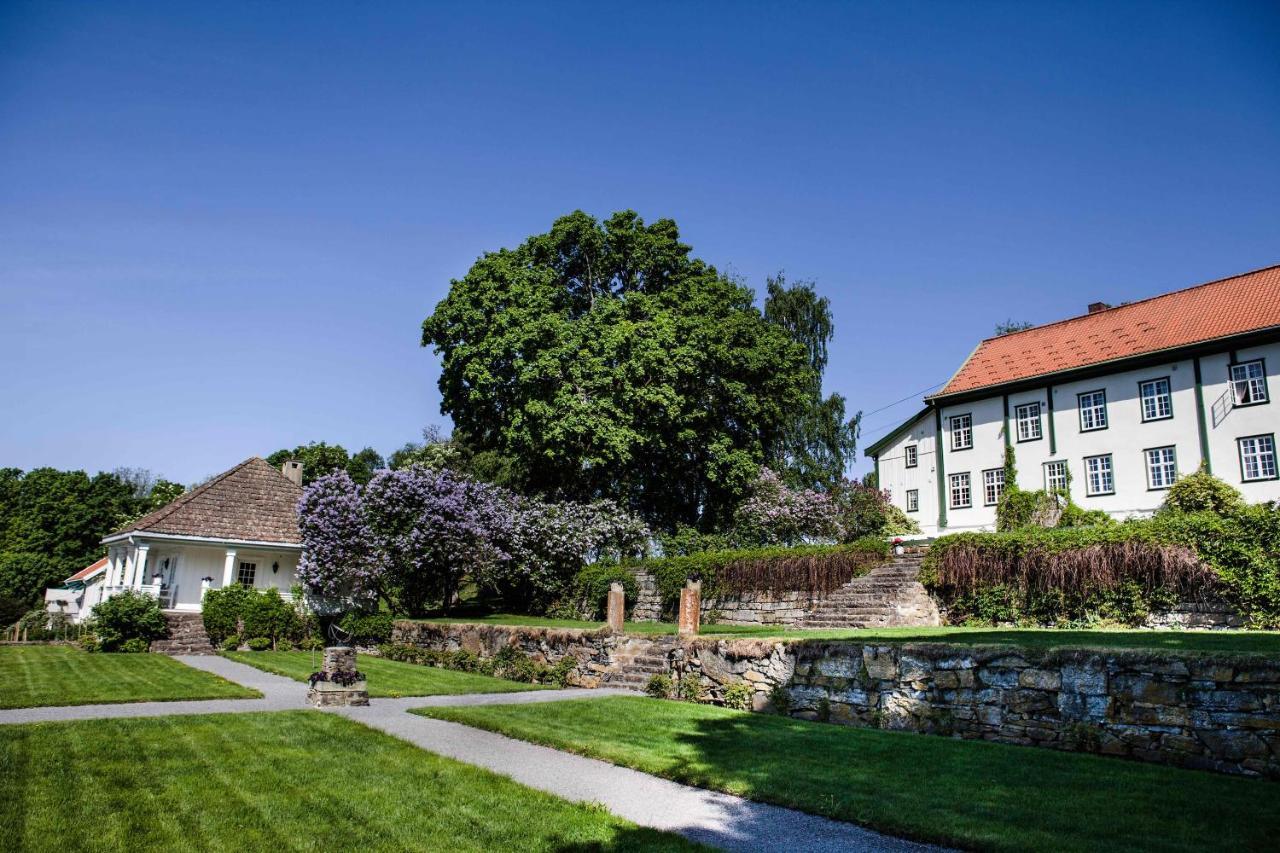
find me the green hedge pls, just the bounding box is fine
[202,586,311,646]
[636,537,889,610]
[922,506,1280,627]
[569,563,640,618]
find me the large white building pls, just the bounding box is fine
[867,265,1280,538]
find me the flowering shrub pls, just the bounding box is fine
[298,468,648,616]
[733,468,841,546]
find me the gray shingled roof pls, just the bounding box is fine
[108,457,302,545]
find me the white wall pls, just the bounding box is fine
[874,339,1280,537]
[876,411,937,538]
[108,539,300,611]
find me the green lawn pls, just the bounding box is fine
[223,650,541,697]
[414,617,1280,654]
[0,645,259,709]
[0,711,697,852]
[417,696,1280,853]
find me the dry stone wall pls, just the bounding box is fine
[395,620,1280,778]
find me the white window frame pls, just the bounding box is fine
[1014,402,1042,442]
[1139,378,1172,422]
[906,489,919,512]
[1230,360,1269,406]
[1083,454,1114,496]
[904,444,918,468]
[1078,390,1108,432]
[1145,446,1177,490]
[982,468,1005,506]
[1044,460,1069,494]
[1238,434,1278,482]
[950,414,973,451]
[237,561,257,588]
[949,472,971,508]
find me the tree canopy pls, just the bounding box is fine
[266,442,385,486]
[763,273,860,491]
[0,467,157,621]
[421,210,814,530]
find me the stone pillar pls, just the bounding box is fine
[678,580,701,636]
[606,582,626,633]
[222,548,238,588]
[307,646,369,707]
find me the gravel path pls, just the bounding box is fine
[1,654,943,852]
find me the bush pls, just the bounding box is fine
[644,673,673,698]
[246,637,272,651]
[201,585,255,644]
[338,611,394,645]
[118,637,150,654]
[298,635,324,651]
[203,586,304,647]
[766,685,791,715]
[1161,469,1245,516]
[924,506,1280,627]
[79,632,100,653]
[241,589,300,645]
[676,673,702,702]
[568,563,639,619]
[220,635,242,652]
[547,655,577,687]
[93,589,167,651]
[722,681,752,710]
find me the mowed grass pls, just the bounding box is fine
[417,696,1280,853]
[223,650,541,697]
[0,645,258,709]
[0,711,698,852]
[414,617,1280,655]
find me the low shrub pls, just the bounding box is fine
[78,632,100,653]
[203,586,308,646]
[722,681,752,711]
[547,655,577,687]
[636,538,889,612]
[569,563,639,619]
[118,638,150,654]
[924,505,1280,627]
[1160,469,1245,515]
[220,635,242,652]
[338,611,394,645]
[676,673,702,702]
[93,589,167,651]
[246,637,272,651]
[298,635,324,651]
[644,673,673,698]
[766,685,791,715]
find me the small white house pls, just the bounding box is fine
[868,265,1280,538]
[91,457,306,614]
[44,557,109,623]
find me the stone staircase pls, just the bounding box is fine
[601,635,677,690]
[798,552,941,629]
[150,611,216,655]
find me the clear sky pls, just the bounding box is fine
[2,1,1278,485]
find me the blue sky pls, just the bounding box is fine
[2,1,1278,484]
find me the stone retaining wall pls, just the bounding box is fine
[394,620,1280,778]
[626,570,853,626]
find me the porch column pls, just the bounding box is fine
[222,548,238,588]
[122,548,136,587]
[132,545,149,589]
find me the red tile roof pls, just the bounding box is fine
[933,265,1280,398]
[65,557,108,583]
[108,457,302,545]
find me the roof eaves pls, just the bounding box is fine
[864,406,933,458]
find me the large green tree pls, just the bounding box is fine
[763,273,860,491]
[422,210,813,530]
[0,468,146,612]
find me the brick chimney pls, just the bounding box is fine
[281,459,303,486]
[1088,301,1112,314]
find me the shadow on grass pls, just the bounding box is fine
[657,706,1280,853]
